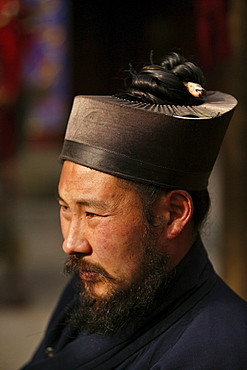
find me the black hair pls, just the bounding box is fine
[129,181,210,231]
[115,52,205,106]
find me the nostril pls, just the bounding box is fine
[73,252,86,258]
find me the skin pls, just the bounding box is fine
[58,160,197,299]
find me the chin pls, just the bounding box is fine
[84,281,114,299]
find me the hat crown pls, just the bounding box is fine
[60,91,237,190]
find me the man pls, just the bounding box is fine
[21,52,247,369]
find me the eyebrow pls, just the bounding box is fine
[56,191,109,211]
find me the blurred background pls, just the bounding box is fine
[0,0,247,368]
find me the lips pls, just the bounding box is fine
[79,270,101,282]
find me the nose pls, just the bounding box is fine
[62,218,92,256]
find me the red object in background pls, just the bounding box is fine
[0,0,22,101]
[194,0,230,68]
[0,0,22,160]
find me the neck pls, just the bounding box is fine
[167,225,198,270]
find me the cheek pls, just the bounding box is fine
[93,219,145,263]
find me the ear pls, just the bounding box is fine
[164,190,194,239]
[152,190,193,239]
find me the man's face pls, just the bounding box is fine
[58,161,167,300]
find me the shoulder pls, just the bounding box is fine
[117,277,247,370]
[155,278,247,369]
[198,275,247,329]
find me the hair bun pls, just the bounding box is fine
[116,52,206,106]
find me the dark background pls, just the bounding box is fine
[70,0,197,96]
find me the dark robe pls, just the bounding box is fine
[21,237,247,369]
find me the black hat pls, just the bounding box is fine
[60,91,237,190]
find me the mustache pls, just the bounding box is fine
[64,255,114,281]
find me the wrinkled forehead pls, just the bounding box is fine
[58,160,146,215]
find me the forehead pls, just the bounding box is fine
[58,161,137,202]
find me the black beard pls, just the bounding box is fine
[64,230,172,335]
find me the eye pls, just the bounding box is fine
[58,201,70,212]
[85,211,98,218]
[85,211,108,219]
[61,205,69,211]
